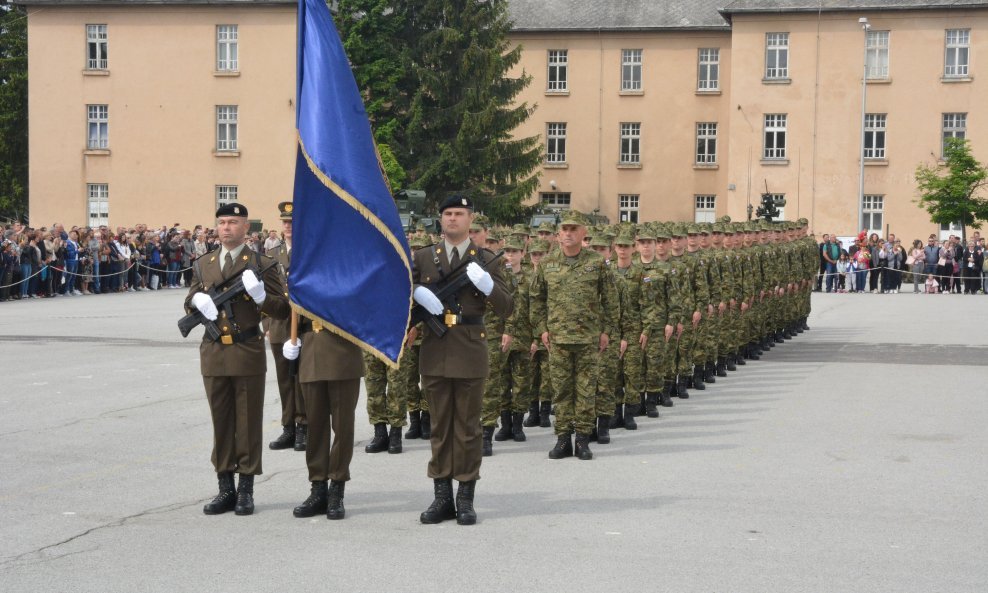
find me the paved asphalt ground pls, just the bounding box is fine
[0,289,986,593]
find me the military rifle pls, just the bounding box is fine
[409,251,503,339]
[178,259,279,340]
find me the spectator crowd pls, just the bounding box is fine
[815,231,987,295]
[0,221,280,302]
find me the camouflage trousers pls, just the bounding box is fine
[595,344,620,415]
[529,349,553,406]
[389,343,427,414]
[642,332,674,389]
[695,311,717,365]
[364,352,406,427]
[677,320,698,375]
[481,341,529,425]
[621,337,647,400]
[549,343,598,436]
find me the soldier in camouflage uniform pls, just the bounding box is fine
[589,235,617,443]
[363,352,406,454]
[400,236,430,441]
[480,232,518,455]
[531,211,618,461]
[524,239,553,428]
[610,231,645,429]
[667,224,701,398]
[646,227,682,411]
[500,237,535,441]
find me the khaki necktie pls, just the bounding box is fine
[449,247,460,269]
[223,252,234,280]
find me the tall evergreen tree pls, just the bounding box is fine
[0,4,28,220]
[404,0,540,223]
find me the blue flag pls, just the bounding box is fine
[291,0,412,367]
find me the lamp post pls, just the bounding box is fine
[858,17,871,233]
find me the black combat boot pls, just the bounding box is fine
[802,318,810,331]
[726,354,738,371]
[623,403,638,430]
[234,474,254,516]
[203,472,236,515]
[456,480,477,525]
[677,375,691,399]
[692,366,706,391]
[660,381,675,407]
[482,426,494,457]
[610,403,624,428]
[734,350,746,366]
[326,480,346,520]
[704,362,717,383]
[420,478,456,524]
[574,433,593,460]
[269,424,295,450]
[420,411,431,439]
[716,357,728,376]
[523,401,540,427]
[776,330,787,342]
[388,426,403,454]
[405,411,422,439]
[644,392,660,418]
[747,343,761,360]
[293,481,328,518]
[365,423,389,453]
[597,416,611,444]
[494,410,512,442]
[539,401,552,427]
[634,392,646,416]
[511,412,526,442]
[548,433,573,459]
[294,423,307,452]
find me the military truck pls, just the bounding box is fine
[394,189,439,233]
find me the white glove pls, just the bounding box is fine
[413,286,444,315]
[466,262,494,296]
[242,269,266,305]
[191,292,218,321]
[282,339,301,361]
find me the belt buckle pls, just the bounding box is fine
[444,313,459,327]
[221,335,234,345]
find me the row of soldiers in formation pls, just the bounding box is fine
[266,213,818,462]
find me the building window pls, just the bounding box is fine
[763,114,787,160]
[861,195,884,232]
[87,104,109,149]
[694,195,716,223]
[945,29,970,78]
[216,185,238,209]
[697,48,720,90]
[618,194,639,223]
[546,122,567,163]
[86,24,108,70]
[621,49,643,91]
[942,113,967,155]
[540,192,571,209]
[547,50,568,92]
[866,30,889,79]
[620,123,641,164]
[863,113,887,160]
[765,32,789,80]
[87,184,109,227]
[216,105,238,151]
[217,25,239,71]
[695,122,717,164]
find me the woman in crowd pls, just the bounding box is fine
[836,252,850,292]
[869,234,885,293]
[19,234,40,299]
[884,241,904,293]
[961,240,983,294]
[64,230,81,296]
[89,230,104,294]
[853,242,870,293]
[909,239,926,293]
[1,240,17,301]
[116,234,133,292]
[78,229,94,295]
[165,233,183,288]
[937,240,954,293]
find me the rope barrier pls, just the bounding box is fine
[0,261,194,290]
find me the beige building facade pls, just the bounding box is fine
[18,0,988,241]
[21,0,297,230]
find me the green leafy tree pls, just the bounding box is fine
[915,137,988,239]
[334,0,410,190]
[403,0,541,224]
[0,4,28,220]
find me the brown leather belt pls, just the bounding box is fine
[218,326,262,345]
